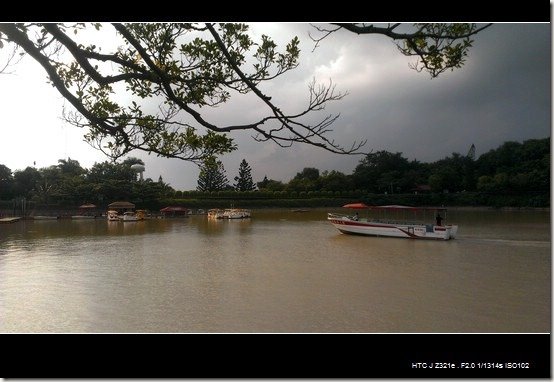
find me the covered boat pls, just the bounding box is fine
[107,201,137,221]
[122,211,139,222]
[72,203,98,219]
[328,203,458,240]
[160,206,188,218]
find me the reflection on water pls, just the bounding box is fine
[0,209,550,333]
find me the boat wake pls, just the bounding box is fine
[459,237,550,248]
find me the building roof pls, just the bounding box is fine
[108,201,135,209]
[78,203,97,209]
[160,206,188,212]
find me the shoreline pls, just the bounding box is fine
[2,204,549,219]
[445,206,550,212]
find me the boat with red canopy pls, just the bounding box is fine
[328,203,458,240]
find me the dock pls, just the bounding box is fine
[0,217,22,224]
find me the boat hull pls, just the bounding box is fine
[225,212,251,219]
[328,214,456,240]
[107,210,120,221]
[0,217,22,224]
[207,209,226,219]
[208,208,251,219]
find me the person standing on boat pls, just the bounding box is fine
[435,212,443,226]
[353,212,359,221]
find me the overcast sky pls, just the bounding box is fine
[0,23,550,190]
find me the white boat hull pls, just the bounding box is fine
[222,209,251,219]
[208,208,251,219]
[328,214,457,240]
[107,210,120,221]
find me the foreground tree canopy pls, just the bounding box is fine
[0,23,490,162]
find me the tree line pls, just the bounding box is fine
[0,157,173,209]
[0,155,260,210]
[197,138,549,197]
[0,137,549,209]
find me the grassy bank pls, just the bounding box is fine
[1,191,547,216]
[160,191,549,210]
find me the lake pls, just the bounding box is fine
[0,208,550,333]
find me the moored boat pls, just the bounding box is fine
[33,215,59,220]
[328,203,458,240]
[223,208,251,219]
[0,217,22,224]
[135,210,147,220]
[107,201,141,222]
[122,211,140,222]
[107,210,120,221]
[207,209,226,219]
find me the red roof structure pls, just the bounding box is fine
[160,206,188,212]
[160,206,189,217]
[342,203,370,209]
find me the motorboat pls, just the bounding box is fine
[107,210,121,221]
[122,211,140,222]
[223,208,251,219]
[328,203,458,240]
[135,210,147,220]
[207,209,226,219]
[0,217,22,224]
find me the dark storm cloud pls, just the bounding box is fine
[136,23,550,190]
[300,23,551,163]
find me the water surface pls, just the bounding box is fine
[0,208,550,332]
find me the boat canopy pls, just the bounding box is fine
[108,201,135,209]
[342,203,371,209]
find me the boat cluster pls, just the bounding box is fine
[207,208,251,219]
[28,203,252,222]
